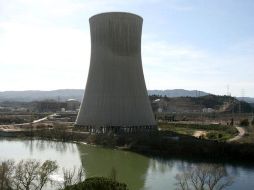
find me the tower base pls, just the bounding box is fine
[74,125,157,134]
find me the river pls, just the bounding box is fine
[0,138,253,190]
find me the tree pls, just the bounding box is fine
[0,159,58,190]
[13,160,40,190]
[0,160,15,190]
[240,119,249,126]
[175,164,234,190]
[36,160,58,190]
[109,167,117,181]
[60,167,85,189]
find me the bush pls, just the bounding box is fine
[240,119,249,126]
[64,177,128,190]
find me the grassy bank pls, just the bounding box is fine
[2,124,254,164]
[159,122,238,141]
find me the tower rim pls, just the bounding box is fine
[89,12,143,21]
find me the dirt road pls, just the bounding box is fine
[227,126,246,142]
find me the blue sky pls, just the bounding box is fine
[0,0,253,96]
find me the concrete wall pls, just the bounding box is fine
[76,12,156,128]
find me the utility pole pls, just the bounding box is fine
[227,84,231,96]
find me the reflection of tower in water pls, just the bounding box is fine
[77,144,149,190]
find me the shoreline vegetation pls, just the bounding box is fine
[0,159,128,190]
[1,122,254,166]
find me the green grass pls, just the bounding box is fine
[164,127,195,136]
[159,122,238,141]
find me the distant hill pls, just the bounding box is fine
[148,89,209,97]
[0,89,209,102]
[0,89,253,105]
[0,89,84,102]
[237,97,254,103]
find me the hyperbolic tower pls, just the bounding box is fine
[75,12,156,133]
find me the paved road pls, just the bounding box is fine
[0,113,56,130]
[228,126,246,142]
[32,113,56,123]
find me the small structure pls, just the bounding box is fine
[202,108,215,113]
[66,99,80,111]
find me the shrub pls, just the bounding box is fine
[64,177,128,190]
[240,119,249,126]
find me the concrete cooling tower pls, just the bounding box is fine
[75,12,157,133]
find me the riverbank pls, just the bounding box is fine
[1,126,254,165]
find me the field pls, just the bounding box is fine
[159,122,238,141]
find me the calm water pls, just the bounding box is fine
[0,138,254,190]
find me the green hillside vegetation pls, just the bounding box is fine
[150,95,253,113]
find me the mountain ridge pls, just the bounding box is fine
[0,89,253,103]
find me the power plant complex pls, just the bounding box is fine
[75,12,156,133]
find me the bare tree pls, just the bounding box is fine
[0,159,58,190]
[175,172,190,190]
[36,160,58,190]
[60,166,85,189]
[0,160,15,190]
[206,166,233,190]
[0,159,85,190]
[13,160,40,190]
[109,167,117,181]
[175,164,234,190]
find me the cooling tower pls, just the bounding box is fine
[75,12,156,133]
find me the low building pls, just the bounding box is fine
[66,99,80,111]
[35,100,67,113]
[202,108,215,113]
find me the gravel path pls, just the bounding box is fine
[227,126,246,142]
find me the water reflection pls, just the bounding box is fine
[77,144,149,190]
[0,138,82,171]
[175,163,234,190]
[1,138,254,190]
[22,139,77,154]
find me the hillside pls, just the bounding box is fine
[0,89,84,102]
[237,97,254,103]
[0,89,209,102]
[0,89,253,110]
[150,94,253,113]
[148,89,209,97]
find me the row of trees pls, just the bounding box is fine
[240,118,254,126]
[0,159,235,190]
[0,159,127,190]
[0,116,29,125]
[0,159,85,190]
